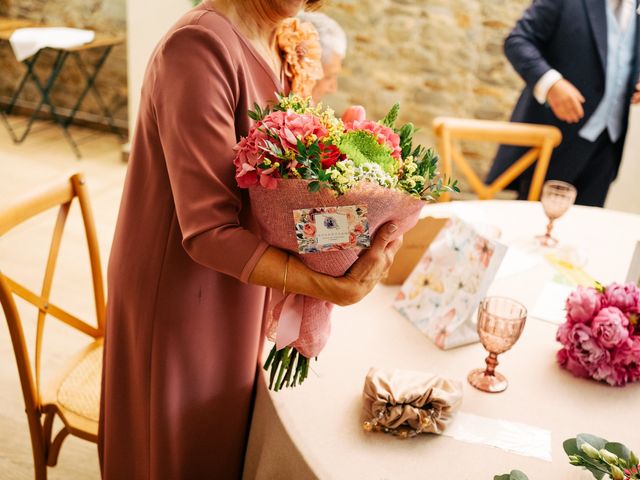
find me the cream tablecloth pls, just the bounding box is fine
[244,201,640,480]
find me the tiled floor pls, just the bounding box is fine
[0,120,125,480]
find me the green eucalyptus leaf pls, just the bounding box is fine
[510,470,529,480]
[584,466,607,480]
[577,434,608,452]
[493,475,511,480]
[564,438,581,456]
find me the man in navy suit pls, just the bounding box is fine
[487,0,640,206]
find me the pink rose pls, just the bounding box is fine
[341,105,366,123]
[565,285,603,324]
[605,283,640,314]
[591,307,629,348]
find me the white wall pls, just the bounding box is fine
[126,0,191,138]
[606,106,640,213]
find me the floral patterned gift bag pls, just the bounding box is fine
[394,217,507,349]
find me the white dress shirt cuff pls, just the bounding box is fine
[533,69,563,104]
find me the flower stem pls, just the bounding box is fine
[264,346,312,390]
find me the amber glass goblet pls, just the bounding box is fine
[537,180,577,247]
[468,297,527,393]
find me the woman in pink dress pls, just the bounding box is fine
[99,0,402,478]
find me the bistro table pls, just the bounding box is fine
[0,23,125,158]
[244,200,640,480]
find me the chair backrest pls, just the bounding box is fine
[433,117,562,201]
[0,173,105,421]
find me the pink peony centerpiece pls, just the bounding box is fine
[556,282,640,386]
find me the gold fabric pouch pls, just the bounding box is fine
[362,368,463,438]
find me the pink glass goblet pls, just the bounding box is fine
[537,180,577,247]
[468,297,527,393]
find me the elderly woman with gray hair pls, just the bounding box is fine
[297,11,347,102]
[297,11,365,122]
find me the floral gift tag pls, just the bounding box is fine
[293,205,370,253]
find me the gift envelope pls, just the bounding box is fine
[394,216,507,350]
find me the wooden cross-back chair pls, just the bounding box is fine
[0,173,105,480]
[433,117,562,201]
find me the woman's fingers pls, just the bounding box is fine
[371,222,398,250]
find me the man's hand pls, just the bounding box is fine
[632,82,640,105]
[547,79,585,123]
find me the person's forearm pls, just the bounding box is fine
[248,246,340,303]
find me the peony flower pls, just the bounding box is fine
[557,348,591,378]
[591,362,628,387]
[565,285,603,324]
[556,321,572,345]
[344,120,402,160]
[591,307,629,348]
[612,337,640,381]
[570,323,609,367]
[605,283,640,315]
[276,18,324,98]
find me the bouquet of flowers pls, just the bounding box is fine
[234,94,457,390]
[556,282,640,386]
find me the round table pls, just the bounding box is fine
[244,201,640,480]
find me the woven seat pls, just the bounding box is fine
[0,173,105,479]
[55,341,102,425]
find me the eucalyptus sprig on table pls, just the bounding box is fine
[564,434,640,480]
[494,470,529,480]
[494,433,640,480]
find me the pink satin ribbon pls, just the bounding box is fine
[274,293,305,350]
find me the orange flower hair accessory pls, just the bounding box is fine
[276,18,324,98]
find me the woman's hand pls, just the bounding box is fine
[330,222,403,306]
[249,222,403,306]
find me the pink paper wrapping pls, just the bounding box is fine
[249,179,424,358]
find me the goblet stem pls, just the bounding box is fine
[545,219,554,238]
[538,218,557,246]
[484,352,499,376]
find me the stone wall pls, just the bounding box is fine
[0,0,532,175]
[0,0,127,129]
[321,0,531,183]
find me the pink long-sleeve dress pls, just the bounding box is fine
[99,4,285,479]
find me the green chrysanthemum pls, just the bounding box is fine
[337,130,399,175]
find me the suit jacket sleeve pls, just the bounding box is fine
[151,25,269,283]
[504,0,564,88]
